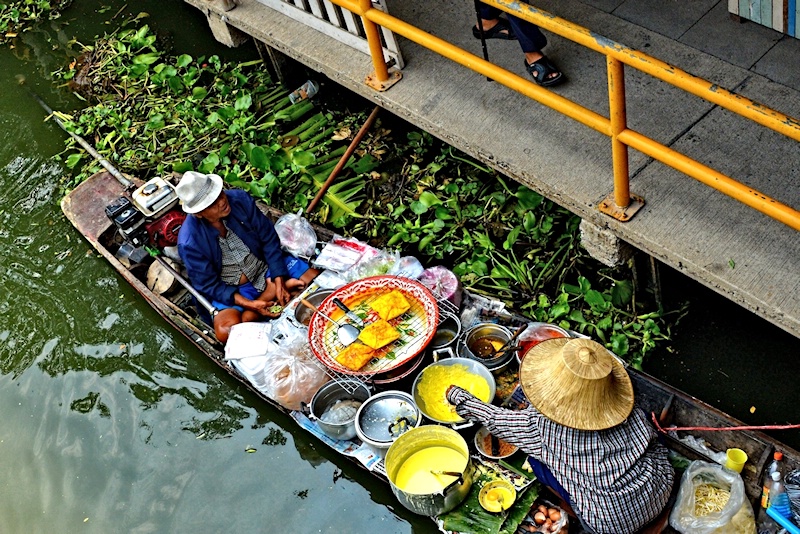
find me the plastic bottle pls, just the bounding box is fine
[767,471,793,521]
[288,80,319,104]
[761,451,784,508]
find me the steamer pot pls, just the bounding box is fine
[309,379,371,441]
[385,426,474,516]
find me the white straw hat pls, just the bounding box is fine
[175,171,223,214]
[519,337,634,430]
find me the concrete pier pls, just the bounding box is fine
[186,0,800,339]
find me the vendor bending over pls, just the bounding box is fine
[175,171,319,342]
[447,338,674,534]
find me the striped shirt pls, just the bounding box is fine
[448,387,673,534]
[218,222,268,292]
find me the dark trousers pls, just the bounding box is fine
[478,2,548,53]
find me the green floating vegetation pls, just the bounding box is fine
[54,21,684,365]
[1,0,71,43]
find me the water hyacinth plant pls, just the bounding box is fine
[54,21,682,366]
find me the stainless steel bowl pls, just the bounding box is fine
[309,379,370,440]
[295,288,335,326]
[355,390,421,456]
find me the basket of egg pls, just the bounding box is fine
[519,499,568,533]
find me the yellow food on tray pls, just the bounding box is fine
[335,343,376,371]
[358,319,401,349]
[370,290,411,321]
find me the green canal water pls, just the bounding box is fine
[0,2,797,533]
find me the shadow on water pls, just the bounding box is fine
[645,263,800,451]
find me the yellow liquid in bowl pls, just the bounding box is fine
[394,446,468,494]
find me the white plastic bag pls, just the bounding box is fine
[260,318,329,411]
[274,211,317,257]
[669,460,756,534]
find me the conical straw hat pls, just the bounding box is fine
[519,337,634,430]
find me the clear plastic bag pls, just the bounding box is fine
[669,460,756,534]
[260,319,330,411]
[274,211,317,257]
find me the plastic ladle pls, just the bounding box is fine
[301,299,359,347]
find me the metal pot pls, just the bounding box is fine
[309,379,371,441]
[461,323,516,375]
[385,426,474,516]
[412,357,496,426]
[371,351,428,390]
[294,288,334,326]
[429,311,461,351]
[355,390,421,457]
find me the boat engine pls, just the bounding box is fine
[105,177,185,249]
[145,209,185,248]
[105,196,148,246]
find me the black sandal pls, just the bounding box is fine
[525,56,565,87]
[473,18,517,40]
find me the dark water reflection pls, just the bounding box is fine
[0,1,429,532]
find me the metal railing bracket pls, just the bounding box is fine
[598,192,645,222]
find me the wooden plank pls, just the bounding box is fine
[751,0,762,24]
[307,0,324,19]
[773,0,784,31]
[729,0,740,15]
[340,8,360,35]
[257,0,398,64]
[762,0,773,27]
[321,0,342,26]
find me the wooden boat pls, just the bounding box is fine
[63,170,800,533]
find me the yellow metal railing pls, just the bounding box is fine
[331,0,800,231]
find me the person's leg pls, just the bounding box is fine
[213,308,243,343]
[475,3,515,38]
[504,8,563,85]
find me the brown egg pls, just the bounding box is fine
[533,511,547,525]
[548,508,561,522]
[538,504,548,514]
[543,518,553,530]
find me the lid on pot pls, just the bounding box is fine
[356,391,419,445]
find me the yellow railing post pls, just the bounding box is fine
[599,56,645,221]
[357,0,402,91]
[327,0,800,230]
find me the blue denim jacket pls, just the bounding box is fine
[177,189,288,307]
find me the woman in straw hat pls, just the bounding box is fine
[447,337,673,534]
[175,171,319,342]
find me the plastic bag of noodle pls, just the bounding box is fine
[669,460,755,534]
[786,469,800,524]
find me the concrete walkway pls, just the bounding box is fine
[186,0,800,338]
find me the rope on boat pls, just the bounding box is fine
[651,412,800,434]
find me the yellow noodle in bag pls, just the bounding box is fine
[416,364,490,422]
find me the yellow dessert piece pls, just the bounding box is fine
[335,343,376,371]
[357,319,401,349]
[370,290,411,321]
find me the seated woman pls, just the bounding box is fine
[175,171,319,342]
[447,338,673,534]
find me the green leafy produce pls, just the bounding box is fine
[268,305,283,314]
